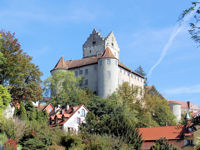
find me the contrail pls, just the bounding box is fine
[147,1,200,77]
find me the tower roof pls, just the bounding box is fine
[101,47,117,59]
[52,57,68,70]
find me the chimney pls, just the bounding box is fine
[187,101,191,111]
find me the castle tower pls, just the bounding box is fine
[105,31,120,59]
[83,29,105,58]
[97,47,119,98]
[169,102,181,122]
[83,29,120,59]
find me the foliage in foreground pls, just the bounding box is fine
[150,138,180,150]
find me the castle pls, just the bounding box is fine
[51,29,144,97]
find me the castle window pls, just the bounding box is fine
[107,71,111,78]
[90,50,91,53]
[107,59,111,65]
[99,60,102,65]
[112,43,114,46]
[85,69,88,75]
[115,60,118,65]
[124,70,126,74]
[120,68,122,73]
[85,79,88,85]
[92,41,96,45]
[94,65,97,70]
[75,71,78,77]
[131,74,133,78]
[80,70,83,75]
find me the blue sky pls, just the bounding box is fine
[1,0,200,105]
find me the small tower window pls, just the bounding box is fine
[112,43,114,46]
[115,60,118,65]
[92,41,96,45]
[89,50,91,53]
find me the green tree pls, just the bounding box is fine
[19,101,27,120]
[0,31,43,102]
[150,138,180,150]
[135,65,147,86]
[0,84,11,116]
[144,94,176,126]
[44,70,90,106]
[25,101,36,121]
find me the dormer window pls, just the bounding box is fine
[92,41,96,45]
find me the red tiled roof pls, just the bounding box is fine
[51,51,144,78]
[168,100,200,110]
[101,47,116,59]
[139,125,184,141]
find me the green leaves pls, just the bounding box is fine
[0,84,11,116]
[0,31,43,102]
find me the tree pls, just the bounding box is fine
[0,84,11,116]
[44,70,90,106]
[181,2,200,44]
[0,31,43,102]
[19,101,27,120]
[144,94,176,126]
[150,138,180,150]
[135,65,147,86]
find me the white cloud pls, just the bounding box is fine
[163,84,200,95]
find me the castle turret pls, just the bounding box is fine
[97,47,118,98]
[169,102,181,122]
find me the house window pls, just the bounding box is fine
[75,71,78,77]
[79,70,83,75]
[85,79,88,85]
[77,118,81,124]
[107,71,111,79]
[85,69,88,75]
[107,59,111,65]
[184,140,194,146]
[49,107,52,112]
[81,109,85,117]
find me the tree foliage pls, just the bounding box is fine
[0,84,11,116]
[150,138,180,150]
[181,2,200,44]
[44,70,91,106]
[0,31,43,102]
[135,65,147,85]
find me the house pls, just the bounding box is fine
[51,29,144,98]
[49,104,88,133]
[139,124,197,150]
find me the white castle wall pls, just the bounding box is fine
[70,64,98,93]
[118,67,144,87]
[98,58,119,98]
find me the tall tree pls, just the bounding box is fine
[135,65,147,86]
[0,31,43,102]
[44,70,90,106]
